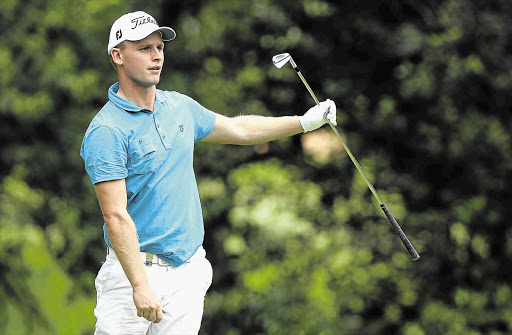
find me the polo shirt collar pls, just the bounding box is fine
[108,82,163,113]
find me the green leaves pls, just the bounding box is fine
[0,169,95,335]
[1,0,512,334]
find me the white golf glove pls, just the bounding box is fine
[299,99,337,132]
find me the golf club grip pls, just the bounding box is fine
[380,203,420,261]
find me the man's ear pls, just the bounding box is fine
[111,48,123,66]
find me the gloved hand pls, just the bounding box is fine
[299,99,337,132]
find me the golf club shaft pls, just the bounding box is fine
[292,66,419,261]
[294,68,383,203]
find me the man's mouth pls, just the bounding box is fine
[149,66,161,71]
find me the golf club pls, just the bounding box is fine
[272,52,420,261]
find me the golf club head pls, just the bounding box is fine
[272,53,292,68]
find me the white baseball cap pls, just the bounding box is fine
[107,11,176,55]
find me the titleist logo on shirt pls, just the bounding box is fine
[131,16,157,30]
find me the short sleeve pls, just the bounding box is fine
[194,106,216,142]
[80,125,128,185]
[178,94,216,142]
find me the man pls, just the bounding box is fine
[81,11,336,335]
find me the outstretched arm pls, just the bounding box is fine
[202,114,302,145]
[202,100,336,145]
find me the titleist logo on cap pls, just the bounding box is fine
[131,15,157,30]
[108,11,176,55]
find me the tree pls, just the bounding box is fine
[1,0,511,334]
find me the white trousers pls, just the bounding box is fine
[94,246,213,335]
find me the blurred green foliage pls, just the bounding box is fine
[1,0,511,334]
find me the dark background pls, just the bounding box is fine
[1,0,511,334]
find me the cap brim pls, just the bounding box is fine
[159,27,176,41]
[108,26,176,55]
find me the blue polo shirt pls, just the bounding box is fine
[80,83,216,266]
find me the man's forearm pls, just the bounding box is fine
[105,212,149,289]
[203,101,336,145]
[234,115,303,144]
[94,178,164,322]
[205,114,303,145]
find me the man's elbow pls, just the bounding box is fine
[103,208,130,227]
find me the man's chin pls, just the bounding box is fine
[133,78,160,88]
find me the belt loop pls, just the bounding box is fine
[145,253,153,266]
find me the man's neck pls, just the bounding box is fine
[116,79,156,111]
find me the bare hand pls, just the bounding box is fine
[133,285,165,323]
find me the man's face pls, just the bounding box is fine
[114,31,165,87]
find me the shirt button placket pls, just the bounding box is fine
[154,114,170,149]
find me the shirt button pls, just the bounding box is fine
[138,140,142,144]
[157,124,160,128]
[162,135,166,139]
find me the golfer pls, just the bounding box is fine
[81,11,336,335]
